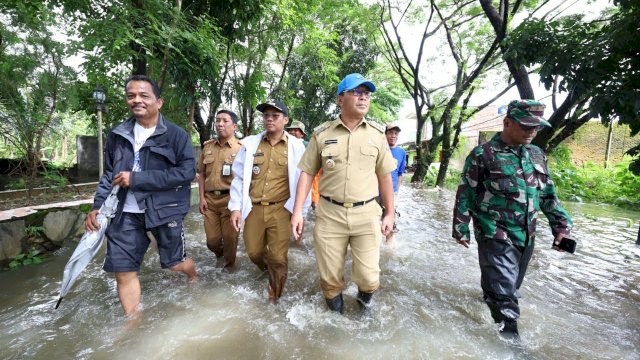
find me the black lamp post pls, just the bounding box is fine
[92,86,106,177]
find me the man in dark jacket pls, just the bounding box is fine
[85,75,197,316]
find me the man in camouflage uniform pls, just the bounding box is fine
[197,110,242,268]
[452,100,573,338]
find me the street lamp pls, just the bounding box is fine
[92,86,106,177]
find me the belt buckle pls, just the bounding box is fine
[213,190,222,195]
[260,201,270,206]
[343,202,354,208]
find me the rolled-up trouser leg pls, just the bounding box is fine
[477,238,534,322]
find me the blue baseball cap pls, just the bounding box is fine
[336,73,376,95]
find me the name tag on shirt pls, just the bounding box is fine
[254,152,264,157]
[324,139,338,144]
[222,163,231,176]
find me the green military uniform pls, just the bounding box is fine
[244,135,291,299]
[298,117,396,300]
[452,100,572,328]
[198,137,242,267]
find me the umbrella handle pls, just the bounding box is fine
[55,297,63,309]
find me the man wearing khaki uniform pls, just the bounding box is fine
[230,100,309,302]
[291,73,396,314]
[198,110,242,268]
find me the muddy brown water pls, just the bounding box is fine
[0,185,638,359]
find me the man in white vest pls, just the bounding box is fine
[229,100,310,302]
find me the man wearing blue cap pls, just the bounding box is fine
[291,73,396,314]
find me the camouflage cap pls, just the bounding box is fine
[506,100,552,128]
[286,120,306,136]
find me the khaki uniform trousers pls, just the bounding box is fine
[314,198,382,299]
[243,202,291,299]
[203,192,239,267]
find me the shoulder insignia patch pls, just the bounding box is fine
[203,139,215,146]
[368,121,385,133]
[313,122,331,135]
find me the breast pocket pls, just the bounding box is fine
[252,155,266,179]
[359,145,378,170]
[202,155,215,165]
[487,173,519,197]
[148,146,176,169]
[321,146,342,172]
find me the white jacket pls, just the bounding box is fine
[228,131,310,221]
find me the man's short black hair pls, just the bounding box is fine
[124,75,161,99]
[216,109,239,124]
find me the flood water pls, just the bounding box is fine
[1,185,638,359]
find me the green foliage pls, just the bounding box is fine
[8,249,44,269]
[78,203,93,213]
[0,3,80,184]
[424,166,461,190]
[504,1,640,171]
[549,146,640,208]
[5,178,25,190]
[25,225,45,237]
[42,170,68,191]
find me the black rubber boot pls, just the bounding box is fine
[325,293,344,314]
[356,290,374,310]
[499,319,519,339]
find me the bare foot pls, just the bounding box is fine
[170,257,198,282]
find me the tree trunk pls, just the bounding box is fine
[131,0,147,75]
[480,0,535,99]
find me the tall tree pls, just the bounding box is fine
[0,6,78,193]
[481,0,635,160]
[378,0,515,185]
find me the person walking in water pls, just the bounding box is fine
[381,122,406,247]
[291,73,396,314]
[197,110,242,268]
[229,100,309,302]
[452,100,573,338]
[85,75,197,317]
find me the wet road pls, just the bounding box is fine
[0,185,638,359]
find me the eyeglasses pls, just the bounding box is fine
[343,88,372,99]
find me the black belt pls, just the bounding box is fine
[252,200,285,206]
[208,189,230,195]
[320,195,377,208]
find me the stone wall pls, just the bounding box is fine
[0,207,86,264]
[0,185,201,265]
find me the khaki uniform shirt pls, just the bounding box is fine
[249,135,290,203]
[298,117,396,203]
[198,137,242,192]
